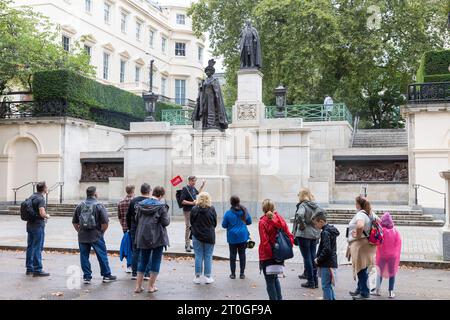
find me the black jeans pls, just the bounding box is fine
[229,242,247,275]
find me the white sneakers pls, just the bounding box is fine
[193,276,214,284]
[125,267,132,274]
[193,276,201,284]
[389,291,396,299]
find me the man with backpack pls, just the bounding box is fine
[72,186,116,284]
[23,181,50,277]
[178,176,205,252]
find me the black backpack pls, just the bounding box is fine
[20,197,37,222]
[176,189,184,209]
[78,202,97,230]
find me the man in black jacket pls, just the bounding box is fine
[126,183,151,279]
[312,211,340,300]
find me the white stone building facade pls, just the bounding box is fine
[13,0,205,103]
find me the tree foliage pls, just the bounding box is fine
[0,0,94,96]
[188,0,449,128]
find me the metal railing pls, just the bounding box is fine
[413,184,446,216]
[45,182,64,205]
[407,82,450,103]
[12,182,38,205]
[349,113,360,147]
[161,108,233,126]
[265,103,353,125]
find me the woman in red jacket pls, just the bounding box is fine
[258,199,294,300]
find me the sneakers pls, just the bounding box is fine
[371,288,381,296]
[26,271,33,276]
[298,274,307,280]
[205,277,215,284]
[389,291,396,299]
[83,278,91,284]
[239,274,245,279]
[143,275,150,281]
[102,275,117,283]
[131,274,137,280]
[125,267,132,274]
[349,289,360,297]
[229,274,236,279]
[33,271,50,277]
[352,294,370,300]
[185,245,192,253]
[193,276,201,284]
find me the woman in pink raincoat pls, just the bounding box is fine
[372,212,402,298]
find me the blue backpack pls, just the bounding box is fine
[272,229,294,262]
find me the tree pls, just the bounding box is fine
[188,0,449,128]
[0,0,94,96]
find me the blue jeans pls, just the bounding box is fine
[321,267,336,300]
[79,237,112,280]
[130,228,150,276]
[137,246,164,274]
[26,223,45,273]
[377,276,395,291]
[298,237,318,284]
[357,267,370,297]
[263,273,282,300]
[192,236,214,277]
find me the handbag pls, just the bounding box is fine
[247,237,255,249]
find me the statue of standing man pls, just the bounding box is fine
[239,20,262,69]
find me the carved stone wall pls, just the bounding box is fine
[80,160,124,182]
[335,160,408,183]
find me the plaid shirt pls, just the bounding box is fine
[118,195,133,231]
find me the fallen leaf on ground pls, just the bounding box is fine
[51,292,64,296]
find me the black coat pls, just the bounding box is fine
[135,202,170,249]
[316,224,340,268]
[190,206,217,244]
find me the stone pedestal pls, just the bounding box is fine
[232,69,265,127]
[439,171,450,261]
[191,130,230,215]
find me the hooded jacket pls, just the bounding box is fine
[222,206,252,244]
[258,211,294,262]
[294,201,322,240]
[316,224,340,268]
[190,205,217,244]
[135,198,170,249]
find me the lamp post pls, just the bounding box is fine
[274,84,287,118]
[142,58,158,121]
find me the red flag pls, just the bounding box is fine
[170,175,183,187]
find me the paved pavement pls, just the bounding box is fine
[0,215,443,262]
[1,250,449,300]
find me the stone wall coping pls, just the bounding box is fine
[0,116,96,127]
[401,103,450,116]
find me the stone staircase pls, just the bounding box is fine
[5,202,119,217]
[352,129,407,148]
[325,207,444,227]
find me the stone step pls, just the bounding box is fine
[325,209,424,215]
[325,214,435,221]
[326,218,444,227]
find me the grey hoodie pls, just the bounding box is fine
[294,201,321,240]
[135,199,170,249]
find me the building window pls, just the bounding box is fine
[103,52,110,80]
[175,79,186,105]
[84,45,91,61]
[136,21,142,41]
[85,0,92,13]
[104,2,111,24]
[176,14,185,25]
[161,37,167,54]
[135,65,141,83]
[120,60,126,83]
[175,42,186,57]
[120,12,127,33]
[149,29,155,48]
[62,35,70,52]
[198,46,203,62]
[161,77,167,96]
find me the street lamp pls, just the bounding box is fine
[274,84,287,118]
[142,57,158,121]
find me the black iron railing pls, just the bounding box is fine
[12,181,38,205]
[408,82,450,103]
[413,184,446,216]
[45,182,64,205]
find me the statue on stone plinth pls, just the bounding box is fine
[239,20,262,69]
[192,59,228,131]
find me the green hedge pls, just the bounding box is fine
[416,50,450,83]
[33,70,147,119]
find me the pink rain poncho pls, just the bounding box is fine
[376,212,402,278]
